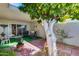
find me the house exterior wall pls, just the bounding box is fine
[0,19,28,24]
[0,3,9,8]
[0,19,31,35]
[0,26,3,34]
[0,25,12,35]
[0,3,32,24]
[0,3,36,36]
[34,23,46,38]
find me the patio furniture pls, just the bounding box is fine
[10,35,23,43]
[0,35,10,45]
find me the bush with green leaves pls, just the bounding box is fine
[0,49,16,56]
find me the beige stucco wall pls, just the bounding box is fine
[54,22,79,47]
[0,19,28,24]
[0,3,32,23]
[0,3,8,8]
[34,23,46,38]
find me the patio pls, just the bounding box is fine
[0,38,46,56]
[13,39,45,56]
[0,36,32,48]
[1,35,79,56]
[57,42,79,56]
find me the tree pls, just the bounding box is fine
[18,3,79,56]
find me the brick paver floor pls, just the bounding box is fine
[11,39,45,56]
[57,42,79,56]
[10,40,79,56]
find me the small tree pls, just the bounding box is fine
[19,3,79,56]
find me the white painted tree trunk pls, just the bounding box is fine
[42,19,57,56]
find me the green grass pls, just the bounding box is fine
[0,36,33,48]
[0,49,16,56]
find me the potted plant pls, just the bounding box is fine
[16,38,24,51]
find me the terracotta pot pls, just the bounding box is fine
[16,44,24,51]
[17,44,24,48]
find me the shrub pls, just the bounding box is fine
[0,49,16,56]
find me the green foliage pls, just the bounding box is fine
[19,3,79,22]
[17,42,24,46]
[0,49,16,56]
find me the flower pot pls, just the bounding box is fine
[16,43,24,51]
[17,44,23,48]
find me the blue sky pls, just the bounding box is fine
[10,3,22,7]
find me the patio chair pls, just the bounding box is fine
[0,35,10,45]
